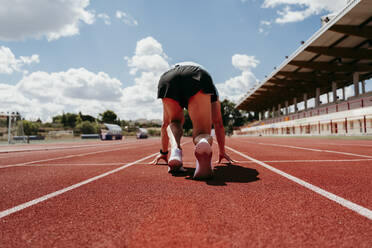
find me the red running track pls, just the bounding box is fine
[0,137,371,247]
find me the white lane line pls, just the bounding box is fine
[233,159,372,164]
[315,142,372,148]
[0,147,126,169]
[322,149,372,158]
[226,146,372,221]
[259,143,322,152]
[0,142,158,169]
[0,139,154,155]
[29,158,372,167]
[0,141,156,160]
[0,152,158,219]
[23,163,125,167]
[258,143,372,158]
[23,158,372,167]
[0,141,126,154]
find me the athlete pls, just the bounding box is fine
[151,62,235,179]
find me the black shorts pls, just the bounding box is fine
[157,65,218,109]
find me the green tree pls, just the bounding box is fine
[56,112,78,128]
[220,99,245,127]
[75,114,83,126]
[75,121,99,134]
[22,120,40,135]
[79,112,96,122]
[99,110,117,124]
[65,113,78,128]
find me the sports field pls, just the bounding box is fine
[1,137,371,247]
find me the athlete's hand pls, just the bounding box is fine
[150,153,168,165]
[217,152,235,164]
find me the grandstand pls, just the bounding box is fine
[236,0,372,136]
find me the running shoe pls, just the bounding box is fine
[168,148,184,173]
[194,138,213,179]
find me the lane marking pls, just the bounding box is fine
[226,145,372,221]
[0,143,128,159]
[0,142,158,169]
[17,158,372,168]
[315,142,372,148]
[0,141,127,154]
[257,142,372,159]
[0,139,155,156]
[23,163,125,167]
[0,140,157,160]
[0,140,192,219]
[258,143,322,152]
[0,152,158,219]
[233,158,372,164]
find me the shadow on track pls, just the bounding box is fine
[171,164,260,186]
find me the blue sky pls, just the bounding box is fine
[0,0,357,121]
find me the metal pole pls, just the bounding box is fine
[364,116,367,133]
[8,113,11,144]
[345,118,348,134]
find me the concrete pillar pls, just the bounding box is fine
[304,93,308,110]
[353,72,359,97]
[277,104,281,116]
[327,92,330,103]
[293,97,298,112]
[259,112,262,121]
[342,87,346,100]
[285,101,289,115]
[332,82,337,102]
[361,80,366,94]
[272,106,275,118]
[315,88,320,107]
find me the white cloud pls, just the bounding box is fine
[116,10,138,26]
[262,0,346,24]
[125,37,169,75]
[18,68,123,102]
[216,54,259,103]
[0,0,95,41]
[259,20,272,35]
[0,68,124,121]
[0,37,171,121]
[121,36,170,120]
[0,46,39,74]
[275,6,314,23]
[97,13,111,25]
[232,54,259,71]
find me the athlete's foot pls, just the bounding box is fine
[194,138,213,179]
[168,148,184,173]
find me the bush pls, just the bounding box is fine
[74,121,100,134]
[148,128,161,136]
[22,120,40,135]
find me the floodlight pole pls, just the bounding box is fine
[8,112,11,144]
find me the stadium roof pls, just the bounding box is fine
[236,0,372,112]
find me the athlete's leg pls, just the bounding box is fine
[188,91,212,145]
[162,98,185,171]
[162,98,184,149]
[187,91,213,178]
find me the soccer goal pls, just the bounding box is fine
[0,112,26,144]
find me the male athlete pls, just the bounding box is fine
[151,62,234,179]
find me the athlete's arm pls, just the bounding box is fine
[161,108,170,153]
[150,105,169,164]
[211,100,235,164]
